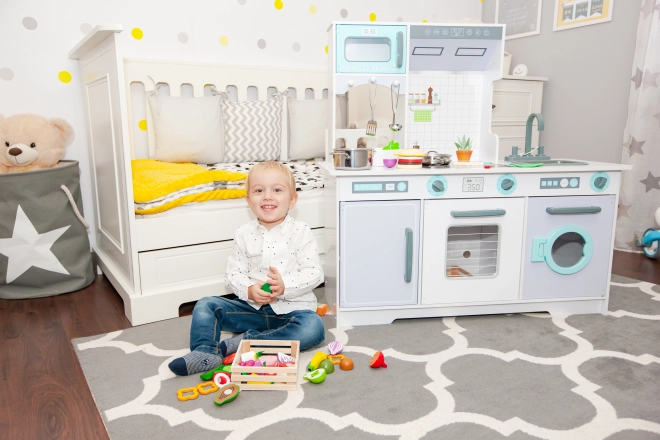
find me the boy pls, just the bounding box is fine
[169,161,325,376]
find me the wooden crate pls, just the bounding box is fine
[231,340,300,391]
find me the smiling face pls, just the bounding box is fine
[246,164,298,230]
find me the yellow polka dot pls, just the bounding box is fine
[324,45,328,54]
[274,0,283,10]
[308,4,316,14]
[58,71,72,83]
[138,120,147,131]
[219,35,229,46]
[422,19,428,23]
[369,12,377,22]
[132,28,143,40]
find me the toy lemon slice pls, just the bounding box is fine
[303,368,326,384]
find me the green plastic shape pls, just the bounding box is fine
[508,162,544,168]
[318,359,335,374]
[303,368,327,384]
[200,365,225,381]
[261,283,272,293]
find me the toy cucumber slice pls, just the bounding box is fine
[303,368,326,384]
[261,283,272,293]
[200,365,225,381]
[214,384,240,406]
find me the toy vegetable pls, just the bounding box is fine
[369,351,387,369]
[303,369,326,384]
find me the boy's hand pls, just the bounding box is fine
[267,266,285,298]
[248,282,273,305]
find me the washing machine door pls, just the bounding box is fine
[531,226,593,275]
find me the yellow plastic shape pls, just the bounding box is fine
[177,387,199,401]
[328,354,345,365]
[197,381,219,395]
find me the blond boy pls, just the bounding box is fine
[169,162,324,376]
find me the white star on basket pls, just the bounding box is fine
[0,205,70,283]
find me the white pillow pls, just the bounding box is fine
[287,98,328,160]
[145,92,224,164]
[222,98,283,163]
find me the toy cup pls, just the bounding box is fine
[383,158,397,168]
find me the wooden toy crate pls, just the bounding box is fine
[231,340,300,391]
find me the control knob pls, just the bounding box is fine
[501,178,514,191]
[594,176,608,189]
[432,181,445,193]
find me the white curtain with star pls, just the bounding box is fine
[615,0,660,252]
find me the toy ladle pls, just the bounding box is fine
[389,81,402,132]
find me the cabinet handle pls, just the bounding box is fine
[404,227,412,283]
[492,104,496,109]
[546,207,601,215]
[451,209,506,218]
[396,31,404,68]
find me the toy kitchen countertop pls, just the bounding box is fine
[320,159,631,329]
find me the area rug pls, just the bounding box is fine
[73,275,660,440]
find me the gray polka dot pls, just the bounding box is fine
[22,17,37,30]
[237,0,247,4]
[292,42,300,52]
[340,9,348,18]
[0,68,14,81]
[257,39,267,49]
[178,32,188,43]
[396,16,403,22]
[80,23,93,34]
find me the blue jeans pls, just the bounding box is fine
[190,296,325,355]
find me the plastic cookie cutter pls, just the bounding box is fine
[177,387,199,401]
[328,354,345,365]
[197,381,219,395]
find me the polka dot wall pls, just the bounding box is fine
[0,0,482,247]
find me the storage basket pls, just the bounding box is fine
[231,340,300,391]
[0,161,94,299]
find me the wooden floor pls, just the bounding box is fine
[1,250,658,440]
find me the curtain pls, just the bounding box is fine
[615,1,660,252]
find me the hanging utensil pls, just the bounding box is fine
[389,81,402,132]
[366,77,377,136]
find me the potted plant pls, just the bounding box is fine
[455,135,473,161]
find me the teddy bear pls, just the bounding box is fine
[0,113,73,173]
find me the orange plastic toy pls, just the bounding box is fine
[369,351,387,369]
[177,387,199,401]
[328,354,345,365]
[316,303,329,316]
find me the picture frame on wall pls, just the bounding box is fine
[496,0,543,40]
[553,0,614,31]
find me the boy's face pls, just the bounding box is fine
[246,168,298,230]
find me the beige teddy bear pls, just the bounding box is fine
[0,113,73,173]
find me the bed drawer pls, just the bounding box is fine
[138,229,325,295]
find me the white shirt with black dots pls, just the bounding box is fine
[225,215,324,314]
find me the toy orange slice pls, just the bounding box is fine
[369,351,387,369]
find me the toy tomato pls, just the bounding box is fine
[369,351,387,369]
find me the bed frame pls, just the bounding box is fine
[69,25,328,325]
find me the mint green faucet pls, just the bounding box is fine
[525,113,544,155]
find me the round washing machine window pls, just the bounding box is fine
[540,226,594,275]
[551,232,586,269]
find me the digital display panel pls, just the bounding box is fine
[462,177,484,192]
[354,183,383,192]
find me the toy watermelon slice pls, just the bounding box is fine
[370,351,387,368]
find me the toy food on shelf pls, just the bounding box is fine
[339,357,354,371]
[328,341,344,355]
[394,148,426,170]
[318,359,335,374]
[303,369,327,384]
[369,351,388,369]
[177,387,199,401]
[308,352,329,371]
[214,384,240,406]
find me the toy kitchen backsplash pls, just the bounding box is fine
[407,71,486,161]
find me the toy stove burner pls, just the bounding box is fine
[422,163,450,169]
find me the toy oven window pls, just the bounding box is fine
[446,224,499,278]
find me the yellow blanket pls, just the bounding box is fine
[132,159,247,214]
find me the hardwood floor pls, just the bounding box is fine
[0,250,657,440]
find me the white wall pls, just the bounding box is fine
[0,0,482,247]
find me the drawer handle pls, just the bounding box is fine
[492,104,496,110]
[546,207,601,215]
[404,227,412,283]
[451,209,506,218]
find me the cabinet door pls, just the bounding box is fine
[422,198,525,305]
[340,200,420,308]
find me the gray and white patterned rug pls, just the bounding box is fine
[73,275,660,440]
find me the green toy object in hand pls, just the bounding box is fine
[261,283,272,293]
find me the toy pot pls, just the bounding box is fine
[456,150,473,162]
[369,351,387,369]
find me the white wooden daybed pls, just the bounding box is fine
[69,25,328,325]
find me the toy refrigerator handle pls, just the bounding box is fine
[545,206,602,215]
[396,31,404,68]
[531,238,547,262]
[404,227,413,283]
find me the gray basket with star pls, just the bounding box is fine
[0,160,94,299]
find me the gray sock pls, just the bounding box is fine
[220,334,244,357]
[168,351,223,376]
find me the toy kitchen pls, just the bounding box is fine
[322,22,631,328]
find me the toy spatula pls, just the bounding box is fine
[366,79,377,136]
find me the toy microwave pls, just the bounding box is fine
[335,24,407,74]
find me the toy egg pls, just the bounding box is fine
[339,357,354,371]
[369,351,387,369]
[318,359,335,374]
[328,341,344,355]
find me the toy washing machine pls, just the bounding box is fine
[522,195,616,300]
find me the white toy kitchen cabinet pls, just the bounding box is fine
[339,200,420,308]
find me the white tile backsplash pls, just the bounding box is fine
[407,71,484,159]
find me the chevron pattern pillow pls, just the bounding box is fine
[222,98,282,162]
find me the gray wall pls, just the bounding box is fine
[483,0,640,163]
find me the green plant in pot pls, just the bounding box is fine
[455,135,473,161]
